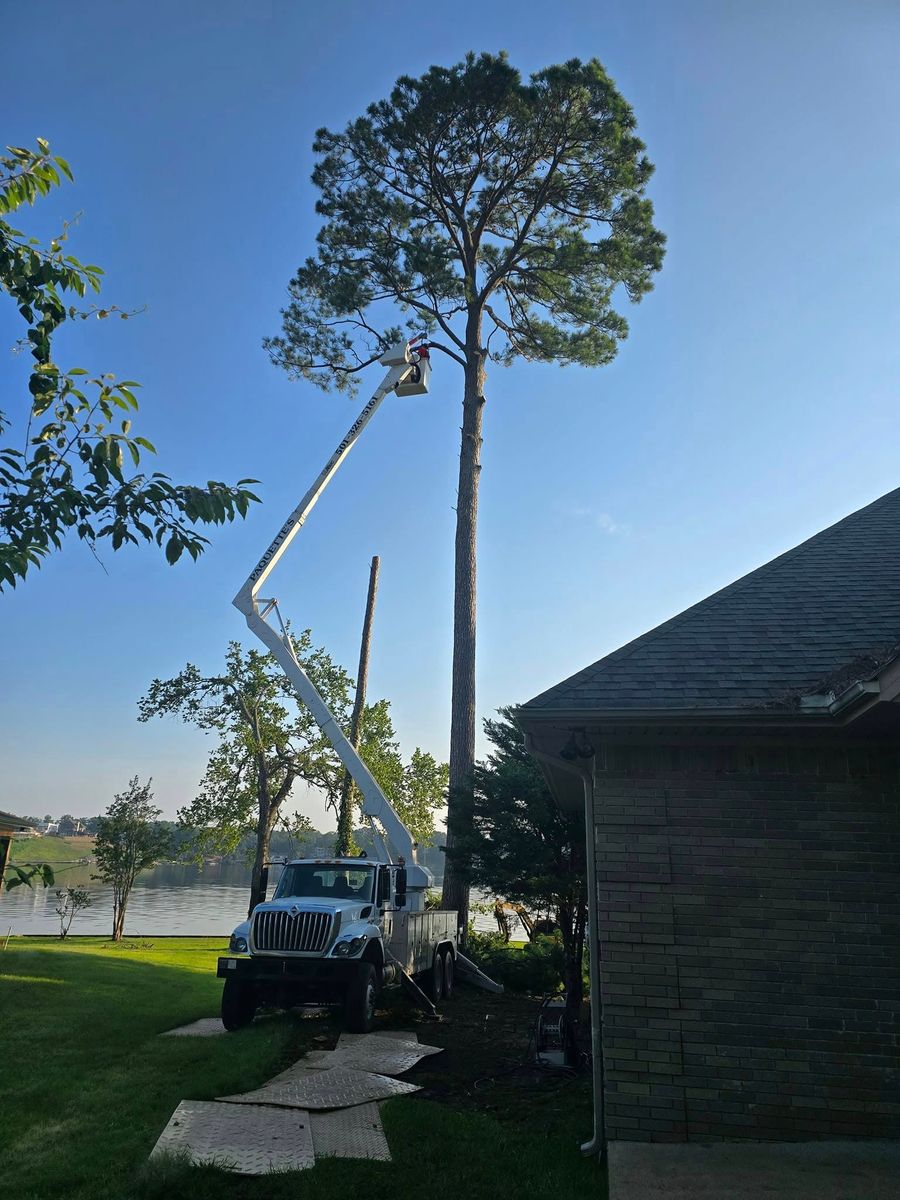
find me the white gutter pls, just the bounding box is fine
[524,733,605,1162]
[800,679,881,715]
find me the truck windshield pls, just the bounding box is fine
[275,863,376,903]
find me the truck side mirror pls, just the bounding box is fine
[395,866,407,908]
[378,869,391,904]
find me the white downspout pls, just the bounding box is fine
[524,734,605,1161]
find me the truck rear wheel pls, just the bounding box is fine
[428,951,444,1003]
[345,962,378,1033]
[442,949,454,1000]
[221,978,257,1031]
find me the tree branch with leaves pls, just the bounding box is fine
[1,140,259,587]
[139,638,448,913]
[139,635,356,916]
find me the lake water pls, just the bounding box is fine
[1,860,515,939]
[2,860,262,938]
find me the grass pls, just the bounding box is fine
[1,936,605,1200]
[10,834,96,865]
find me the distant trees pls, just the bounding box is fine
[0,139,258,588]
[92,778,170,941]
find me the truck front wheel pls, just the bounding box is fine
[221,978,257,1031]
[345,962,378,1033]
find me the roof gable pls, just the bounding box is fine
[524,487,900,714]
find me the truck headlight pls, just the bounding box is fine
[229,934,248,954]
[332,935,367,958]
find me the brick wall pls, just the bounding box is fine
[595,737,900,1142]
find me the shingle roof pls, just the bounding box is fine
[0,810,35,833]
[523,487,900,714]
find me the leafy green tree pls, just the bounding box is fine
[140,640,447,909]
[0,140,259,588]
[276,811,316,861]
[139,634,373,915]
[93,778,171,941]
[54,886,91,939]
[350,699,448,851]
[448,707,587,1039]
[396,747,449,846]
[342,697,402,854]
[265,53,665,927]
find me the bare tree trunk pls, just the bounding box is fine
[336,555,380,856]
[494,898,512,943]
[248,784,277,917]
[442,338,486,938]
[112,889,126,941]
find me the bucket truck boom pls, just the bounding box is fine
[231,337,433,895]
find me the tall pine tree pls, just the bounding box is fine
[266,53,664,927]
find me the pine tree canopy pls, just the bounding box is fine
[266,51,665,387]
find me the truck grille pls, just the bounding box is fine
[252,909,333,953]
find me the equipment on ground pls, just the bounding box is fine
[219,338,497,1033]
[535,996,569,1067]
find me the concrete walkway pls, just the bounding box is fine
[609,1139,900,1200]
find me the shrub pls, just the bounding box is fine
[465,928,566,994]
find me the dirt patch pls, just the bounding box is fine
[377,987,594,1134]
[261,983,593,1136]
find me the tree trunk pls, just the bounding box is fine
[336,555,380,856]
[248,792,277,918]
[442,336,486,938]
[112,892,126,941]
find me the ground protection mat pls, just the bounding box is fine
[150,1100,314,1174]
[339,1029,418,1043]
[160,1018,228,1037]
[218,1066,419,1110]
[310,1102,391,1161]
[316,1040,443,1076]
[338,1031,442,1056]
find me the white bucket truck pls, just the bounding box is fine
[218,338,496,1031]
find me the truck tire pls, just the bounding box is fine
[428,951,444,1003]
[221,979,257,1031]
[345,963,378,1033]
[442,949,455,1000]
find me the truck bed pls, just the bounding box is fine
[383,908,457,976]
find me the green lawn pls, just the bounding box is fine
[1,937,604,1200]
[10,834,95,865]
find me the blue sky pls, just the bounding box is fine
[4,0,899,826]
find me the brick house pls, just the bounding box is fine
[518,488,900,1149]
